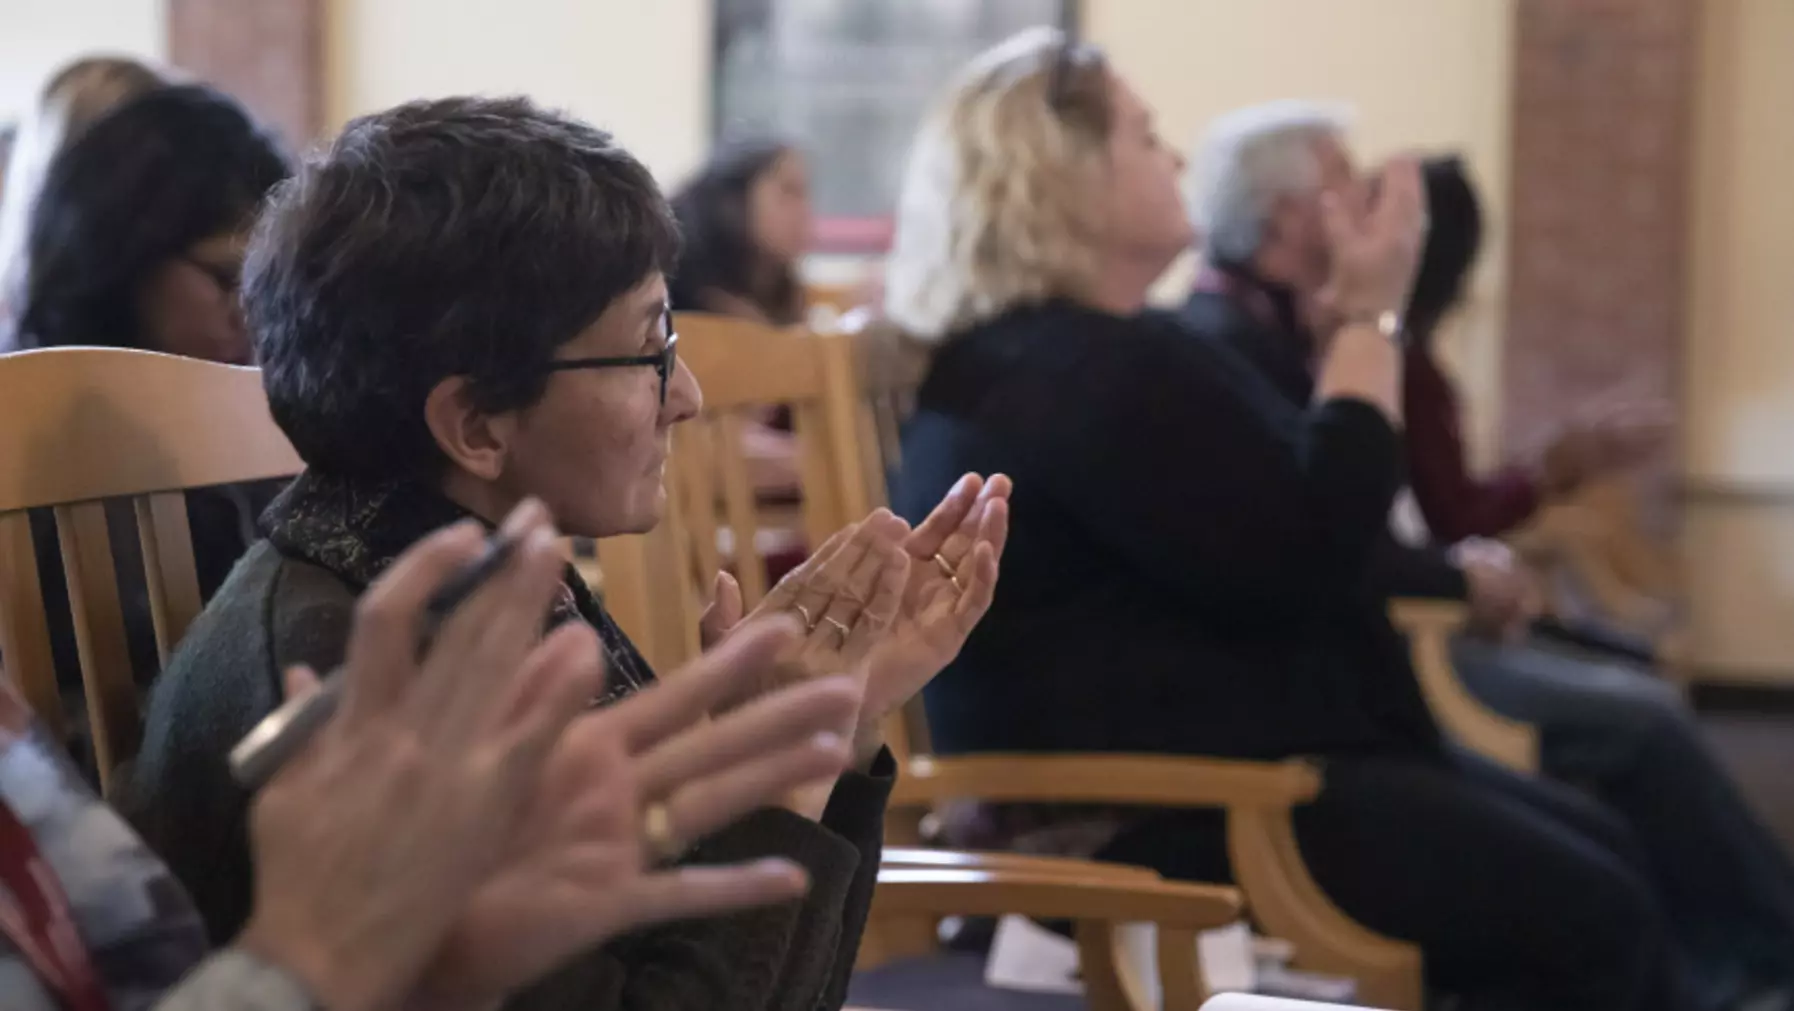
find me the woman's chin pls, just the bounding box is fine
[608,485,669,537]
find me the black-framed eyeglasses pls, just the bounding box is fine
[543,332,680,404]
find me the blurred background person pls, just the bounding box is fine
[0,55,168,348]
[1181,103,1794,1008]
[16,83,285,363]
[670,137,813,327]
[1402,154,1666,546]
[669,138,820,582]
[14,83,290,775]
[670,137,812,506]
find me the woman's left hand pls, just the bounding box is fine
[850,473,1009,765]
[695,474,1010,770]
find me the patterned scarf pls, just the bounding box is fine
[260,470,654,705]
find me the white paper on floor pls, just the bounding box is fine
[983,916,1259,1003]
[984,915,1081,994]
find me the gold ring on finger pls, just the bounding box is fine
[642,801,682,863]
[794,603,817,631]
[823,616,851,642]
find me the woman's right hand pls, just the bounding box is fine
[1539,401,1671,493]
[698,511,910,716]
[1319,156,1428,324]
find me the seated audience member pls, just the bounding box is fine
[670,138,812,327]
[10,84,292,738]
[886,30,1699,1011]
[1180,106,1794,1007]
[1398,165,1661,544]
[669,138,812,502]
[4,508,871,1010]
[120,95,1007,1011]
[0,55,168,345]
[1407,154,1676,643]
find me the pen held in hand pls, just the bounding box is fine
[228,532,521,791]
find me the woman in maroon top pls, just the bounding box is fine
[1403,156,1660,543]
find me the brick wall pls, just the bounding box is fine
[1502,0,1698,468]
[166,0,324,149]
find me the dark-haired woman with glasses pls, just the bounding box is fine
[9,83,291,752]
[120,94,1009,1011]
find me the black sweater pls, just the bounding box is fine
[1180,287,1471,604]
[889,301,1442,762]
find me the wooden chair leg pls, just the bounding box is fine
[1228,807,1423,1011]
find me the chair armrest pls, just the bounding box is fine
[1389,599,1539,773]
[873,866,1243,929]
[891,753,1322,810]
[883,846,1161,881]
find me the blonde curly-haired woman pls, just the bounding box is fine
[884,28,1700,1011]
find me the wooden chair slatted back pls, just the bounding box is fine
[0,348,303,785]
[598,315,870,667]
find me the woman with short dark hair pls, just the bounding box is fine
[120,94,1007,1011]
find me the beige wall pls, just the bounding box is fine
[1685,0,1794,487]
[325,0,711,182]
[0,0,166,124]
[1681,0,1794,682]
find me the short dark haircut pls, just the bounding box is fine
[246,96,680,480]
[668,137,803,325]
[18,84,289,349]
[1406,154,1483,346]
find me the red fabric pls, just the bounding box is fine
[0,800,111,1011]
[1402,344,1539,542]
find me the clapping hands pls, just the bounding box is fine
[698,473,1011,770]
[240,501,873,1011]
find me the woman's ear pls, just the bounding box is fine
[423,376,514,482]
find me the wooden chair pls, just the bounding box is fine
[877,847,1243,1011]
[0,348,302,788]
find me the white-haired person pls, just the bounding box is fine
[3,502,875,1010]
[1182,104,1794,1008]
[884,28,1699,1011]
